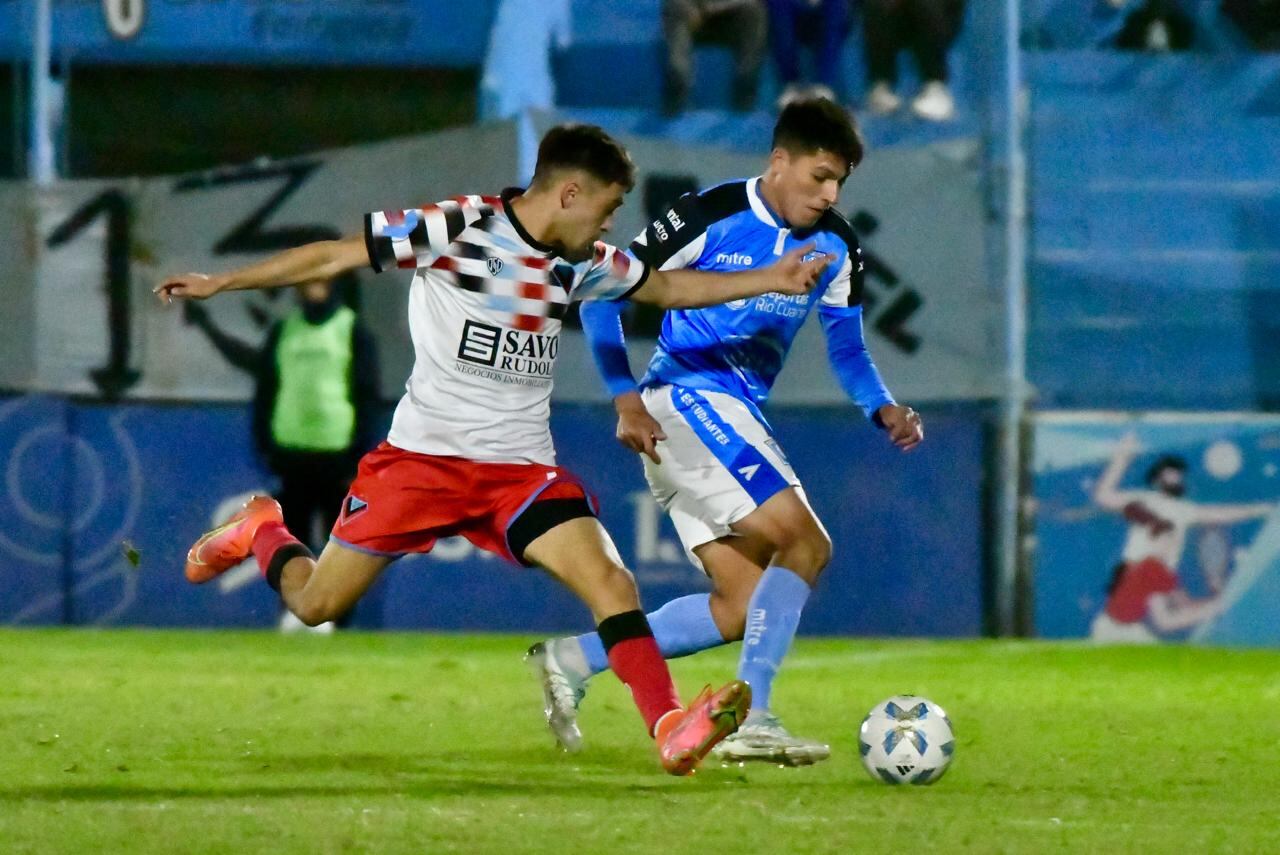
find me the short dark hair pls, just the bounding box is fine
[1145,454,1187,485]
[531,123,636,191]
[772,97,864,171]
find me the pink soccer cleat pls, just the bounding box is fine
[656,680,751,776]
[184,495,283,584]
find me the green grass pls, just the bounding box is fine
[1,630,1278,854]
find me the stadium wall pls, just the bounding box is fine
[0,395,987,637]
[0,118,998,406]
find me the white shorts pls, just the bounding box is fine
[640,385,803,570]
[1089,611,1159,644]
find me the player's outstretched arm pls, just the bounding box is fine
[154,235,369,303]
[1094,432,1141,512]
[630,243,829,309]
[1191,501,1275,526]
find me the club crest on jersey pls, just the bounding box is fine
[802,250,828,264]
[486,256,504,276]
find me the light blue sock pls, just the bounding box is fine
[738,566,811,714]
[572,593,726,677]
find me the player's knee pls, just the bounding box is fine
[292,597,341,627]
[774,530,832,580]
[709,590,748,641]
[595,561,642,610]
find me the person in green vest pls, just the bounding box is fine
[251,276,381,632]
[185,275,382,631]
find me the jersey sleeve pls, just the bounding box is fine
[819,245,866,308]
[579,299,638,397]
[819,304,895,420]
[630,191,710,272]
[571,242,651,302]
[363,196,497,273]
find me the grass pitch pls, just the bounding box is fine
[1,630,1277,854]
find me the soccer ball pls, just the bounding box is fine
[858,695,955,785]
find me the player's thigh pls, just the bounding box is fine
[694,532,773,605]
[302,538,395,613]
[730,486,832,576]
[521,516,639,618]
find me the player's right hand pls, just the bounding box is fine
[772,243,831,296]
[1116,431,1141,457]
[614,391,666,464]
[154,273,225,304]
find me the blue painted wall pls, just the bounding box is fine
[0,396,987,637]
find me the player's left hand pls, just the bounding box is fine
[614,391,667,464]
[878,404,923,451]
[154,272,225,304]
[772,243,831,296]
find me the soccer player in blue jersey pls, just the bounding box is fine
[528,98,923,765]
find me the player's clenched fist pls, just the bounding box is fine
[771,242,831,296]
[877,404,923,451]
[154,273,226,304]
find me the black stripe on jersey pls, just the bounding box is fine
[452,271,490,293]
[364,213,395,273]
[406,216,430,262]
[800,207,866,308]
[442,202,467,244]
[451,237,488,261]
[631,180,749,269]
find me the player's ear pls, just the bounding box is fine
[560,179,581,210]
[769,147,791,172]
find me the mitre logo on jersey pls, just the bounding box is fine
[486,256,504,276]
[456,320,559,384]
[715,252,753,267]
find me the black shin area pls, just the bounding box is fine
[596,609,654,652]
[265,543,315,593]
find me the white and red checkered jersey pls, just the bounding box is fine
[364,187,649,465]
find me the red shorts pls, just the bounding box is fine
[331,443,596,565]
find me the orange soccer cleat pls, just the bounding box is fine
[184,495,284,584]
[656,679,751,776]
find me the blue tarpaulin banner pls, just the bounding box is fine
[0,396,985,636]
[1032,413,1280,645]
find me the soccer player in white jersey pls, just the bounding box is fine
[1090,432,1271,642]
[155,123,831,776]
[529,99,923,765]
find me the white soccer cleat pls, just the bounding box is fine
[711,712,831,766]
[911,81,956,122]
[525,641,587,753]
[866,81,902,115]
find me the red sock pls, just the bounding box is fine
[600,611,681,736]
[252,521,311,592]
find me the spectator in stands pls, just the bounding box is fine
[1112,0,1194,51]
[187,275,381,633]
[862,0,967,122]
[663,0,768,115]
[1221,0,1280,50]
[480,0,572,119]
[766,0,851,108]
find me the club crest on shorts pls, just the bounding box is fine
[486,256,504,276]
[343,494,369,522]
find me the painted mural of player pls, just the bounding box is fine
[1090,432,1273,642]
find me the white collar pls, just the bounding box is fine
[746,176,780,228]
